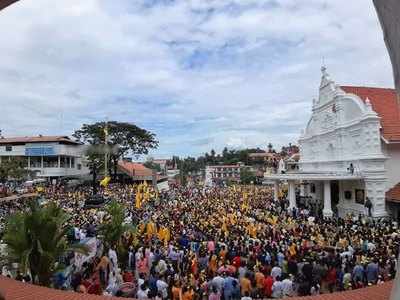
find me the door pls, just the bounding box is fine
[331,180,339,214]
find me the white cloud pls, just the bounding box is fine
[0,0,393,157]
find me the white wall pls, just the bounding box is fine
[337,180,366,217]
[383,143,400,190]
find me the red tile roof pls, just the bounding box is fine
[387,183,400,203]
[0,136,80,145]
[341,86,400,142]
[0,275,133,300]
[289,281,393,300]
[118,161,153,178]
[0,276,393,300]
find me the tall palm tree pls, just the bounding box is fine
[98,200,134,248]
[2,200,88,286]
[98,200,137,268]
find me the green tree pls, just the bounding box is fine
[143,160,162,173]
[73,121,158,180]
[2,201,88,286]
[85,145,105,195]
[267,143,274,153]
[98,200,134,249]
[210,149,216,164]
[0,157,30,183]
[240,167,256,185]
[222,147,229,163]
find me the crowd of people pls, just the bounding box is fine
[0,182,399,299]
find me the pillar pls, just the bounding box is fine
[300,181,306,197]
[58,156,61,168]
[365,179,388,218]
[288,180,296,209]
[323,180,333,217]
[274,180,279,202]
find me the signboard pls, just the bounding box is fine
[25,146,55,156]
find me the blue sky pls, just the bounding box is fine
[0,0,394,158]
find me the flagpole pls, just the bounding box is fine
[104,119,108,177]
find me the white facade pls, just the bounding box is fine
[0,138,90,179]
[205,165,242,186]
[266,67,400,218]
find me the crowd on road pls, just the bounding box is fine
[0,183,399,299]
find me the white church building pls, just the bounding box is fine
[265,67,400,219]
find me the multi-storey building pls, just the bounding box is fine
[205,164,243,185]
[0,135,89,180]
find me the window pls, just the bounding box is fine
[5,145,12,152]
[30,157,42,168]
[43,156,58,168]
[65,157,71,168]
[60,156,66,168]
[71,157,75,168]
[77,164,82,170]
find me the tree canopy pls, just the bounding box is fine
[73,121,158,180]
[0,157,30,183]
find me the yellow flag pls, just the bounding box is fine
[135,191,142,209]
[100,176,111,187]
[221,218,228,233]
[146,221,155,237]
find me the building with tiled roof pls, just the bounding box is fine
[265,67,400,219]
[117,160,168,185]
[0,275,394,300]
[117,160,154,181]
[340,86,400,143]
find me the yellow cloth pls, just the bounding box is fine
[135,191,142,209]
[146,221,156,238]
[289,244,297,256]
[100,176,111,187]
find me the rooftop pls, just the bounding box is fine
[118,161,153,178]
[248,152,276,158]
[0,135,81,145]
[0,276,393,300]
[387,182,400,203]
[341,86,400,143]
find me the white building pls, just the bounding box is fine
[205,164,242,186]
[0,135,90,180]
[266,67,400,218]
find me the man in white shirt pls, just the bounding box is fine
[137,283,149,300]
[281,275,294,297]
[108,246,118,272]
[271,265,282,280]
[272,276,284,299]
[156,276,169,299]
[155,258,168,275]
